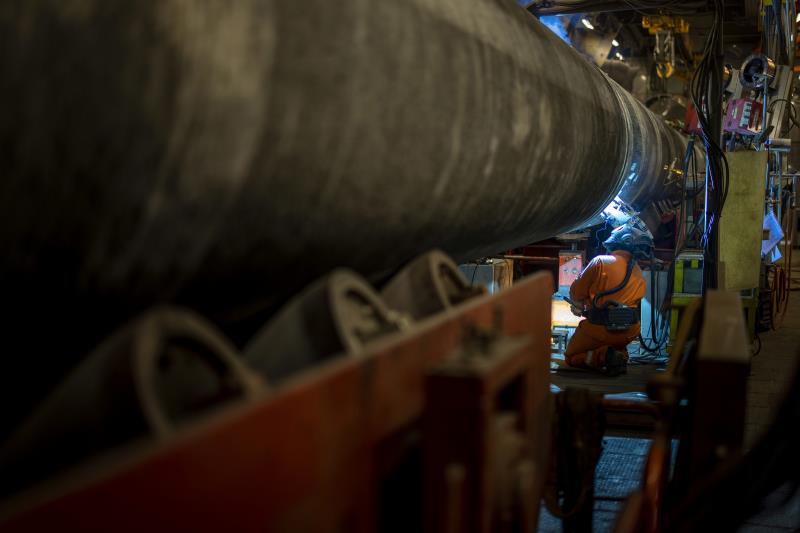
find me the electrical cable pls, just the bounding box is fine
[636,127,704,361]
[636,277,671,355]
[767,98,800,132]
[635,249,674,359]
[688,0,729,291]
[752,331,761,357]
[637,132,700,360]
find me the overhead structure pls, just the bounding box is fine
[1,0,691,420]
[525,0,706,15]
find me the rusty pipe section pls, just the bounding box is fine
[0,1,689,422]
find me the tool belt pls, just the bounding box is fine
[586,301,639,332]
[588,255,639,332]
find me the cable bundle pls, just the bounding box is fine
[635,137,704,361]
[688,0,729,290]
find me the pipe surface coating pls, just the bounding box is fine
[0,0,688,426]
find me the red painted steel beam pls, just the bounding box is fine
[0,273,553,533]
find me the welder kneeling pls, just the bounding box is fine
[564,224,653,376]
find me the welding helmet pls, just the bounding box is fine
[603,224,654,258]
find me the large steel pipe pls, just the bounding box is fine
[0,0,688,425]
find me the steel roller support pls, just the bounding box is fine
[0,0,690,427]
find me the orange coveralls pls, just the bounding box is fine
[565,250,646,369]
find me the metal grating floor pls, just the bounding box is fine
[537,436,650,533]
[594,438,651,500]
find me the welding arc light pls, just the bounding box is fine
[612,38,620,47]
[602,196,633,226]
[615,52,624,60]
[581,18,594,30]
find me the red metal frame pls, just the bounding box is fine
[0,273,553,533]
[424,336,545,533]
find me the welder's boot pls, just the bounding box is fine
[603,348,627,377]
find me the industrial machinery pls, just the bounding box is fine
[0,0,795,531]
[0,265,554,533]
[0,0,696,433]
[669,251,704,345]
[641,15,690,79]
